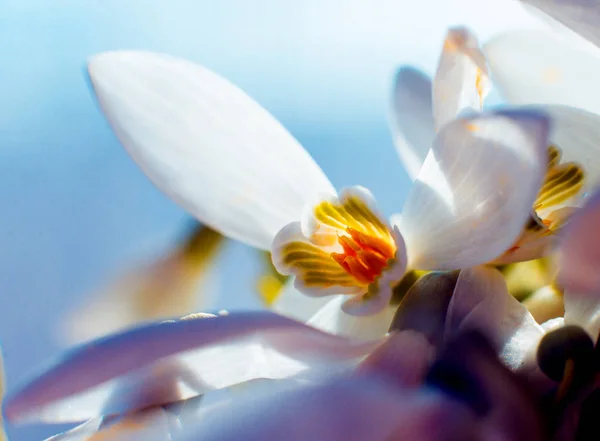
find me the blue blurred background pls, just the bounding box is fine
[0,0,539,439]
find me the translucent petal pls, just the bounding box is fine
[88,51,334,250]
[433,27,490,131]
[522,0,600,49]
[389,67,435,180]
[400,110,550,270]
[178,376,475,441]
[5,312,379,424]
[484,31,600,115]
[445,266,508,345]
[306,295,396,340]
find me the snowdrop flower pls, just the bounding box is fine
[61,223,225,344]
[483,0,600,200]
[87,50,550,325]
[392,26,581,267]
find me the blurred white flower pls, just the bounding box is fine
[484,0,600,197]
[61,224,225,344]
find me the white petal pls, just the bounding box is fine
[541,105,600,194]
[400,110,550,270]
[272,278,333,322]
[178,376,474,441]
[5,312,379,424]
[88,51,334,250]
[389,67,435,180]
[498,294,545,372]
[306,295,395,340]
[445,266,508,345]
[522,0,600,49]
[433,27,490,131]
[484,30,600,115]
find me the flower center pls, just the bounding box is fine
[330,227,396,285]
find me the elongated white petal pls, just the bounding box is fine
[445,266,508,344]
[88,51,334,250]
[522,0,600,48]
[5,312,379,424]
[498,295,545,372]
[433,27,489,131]
[178,376,475,441]
[390,67,435,180]
[484,30,600,114]
[400,110,549,270]
[306,295,396,340]
[272,278,332,322]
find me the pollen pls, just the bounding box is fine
[330,227,396,285]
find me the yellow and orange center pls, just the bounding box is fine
[330,227,396,285]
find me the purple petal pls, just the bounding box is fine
[5,311,379,424]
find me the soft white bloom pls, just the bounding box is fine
[483,0,600,196]
[87,50,550,336]
[392,27,582,266]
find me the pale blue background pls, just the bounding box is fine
[0,1,539,439]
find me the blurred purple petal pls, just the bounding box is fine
[558,189,600,295]
[355,330,433,389]
[5,311,380,424]
[178,375,476,441]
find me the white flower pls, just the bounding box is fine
[483,0,600,197]
[87,50,548,333]
[391,27,583,267]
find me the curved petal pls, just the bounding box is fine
[522,0,600,49]
[484,30,600,115]
[445,266,508,345]
[44,419,103,441]
[498,295,545,372]
[306,295,396,340]
[389,67,435,180]
[5,312,380,424]
[400,110,550,270]
[87,51,334,250]
[355,330,433,389]
[541,105,600,193]
[433,27,490,131]
[178,376,475,441]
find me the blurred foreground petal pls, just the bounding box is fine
[5,312,380,424]
[178,376,475,441]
